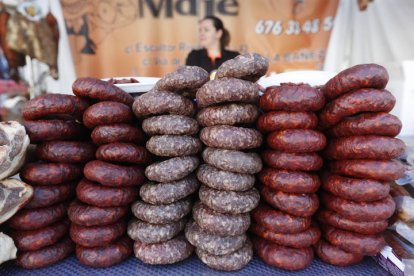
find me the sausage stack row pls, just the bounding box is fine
[10,94,94,268]
[252,83,326,270]
[129,66,208,265]
[69,78,147,267]
[315,64,405,265]
[186,53,268,271]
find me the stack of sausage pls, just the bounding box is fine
[253,83,326,270]
[316,64,405,266]
[70,78,148,267]
[9,94,94,269]
[129,66,208,265]
[187,53,267,271]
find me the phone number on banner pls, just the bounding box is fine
[255,16,334,36]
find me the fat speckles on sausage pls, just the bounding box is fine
[133,90,196,118]
[200,125,262,150]
[196,78,260,108]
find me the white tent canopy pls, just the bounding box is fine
[325,0,414,136]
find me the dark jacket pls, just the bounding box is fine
[185,48,239,73]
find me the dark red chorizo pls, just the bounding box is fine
[10,219,69,251]
[84,160,145,187]
[76,178,138,207]
[314,239,364,266]
[326,112,402,137]
[257,111,318,133]
[260,83,325,112]
[22,94,89,121]
[253,237,313,271]
[72,77,134,106]
[322,64,389,100]
[319,89,396,129]
[36,141,96,164]
[329,159,404,181]
[20,162,82,186]
[262,150,323,171]
[250,223,320,248]
[70,220,126,247]
[15,237,74,269]
[323,225,385,256]
[259,168,320,194]
[316,210,388,235]
[23,120,88,143]
[322,173,390,202]
[325,136,405,160]
[96,143,151,165]
[68,200,127,226]
[321,192,395,222]
[267,129,326,153]
[91,123,145,145]
[83,101,134,129]
[260,186,319,217]
[252,204,311,234]
[7,202,67,230]
[76,236,132,268]
[24,182,76,209]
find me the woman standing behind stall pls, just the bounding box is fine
[186,16,239,74]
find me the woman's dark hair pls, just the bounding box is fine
[202,15,230,48]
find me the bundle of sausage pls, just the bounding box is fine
[129,66,208,265]
[8,94,93,269]
[253,83,326,270]
[315,64,404,266]
[70,78,148,267]
[186,53,267,271]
